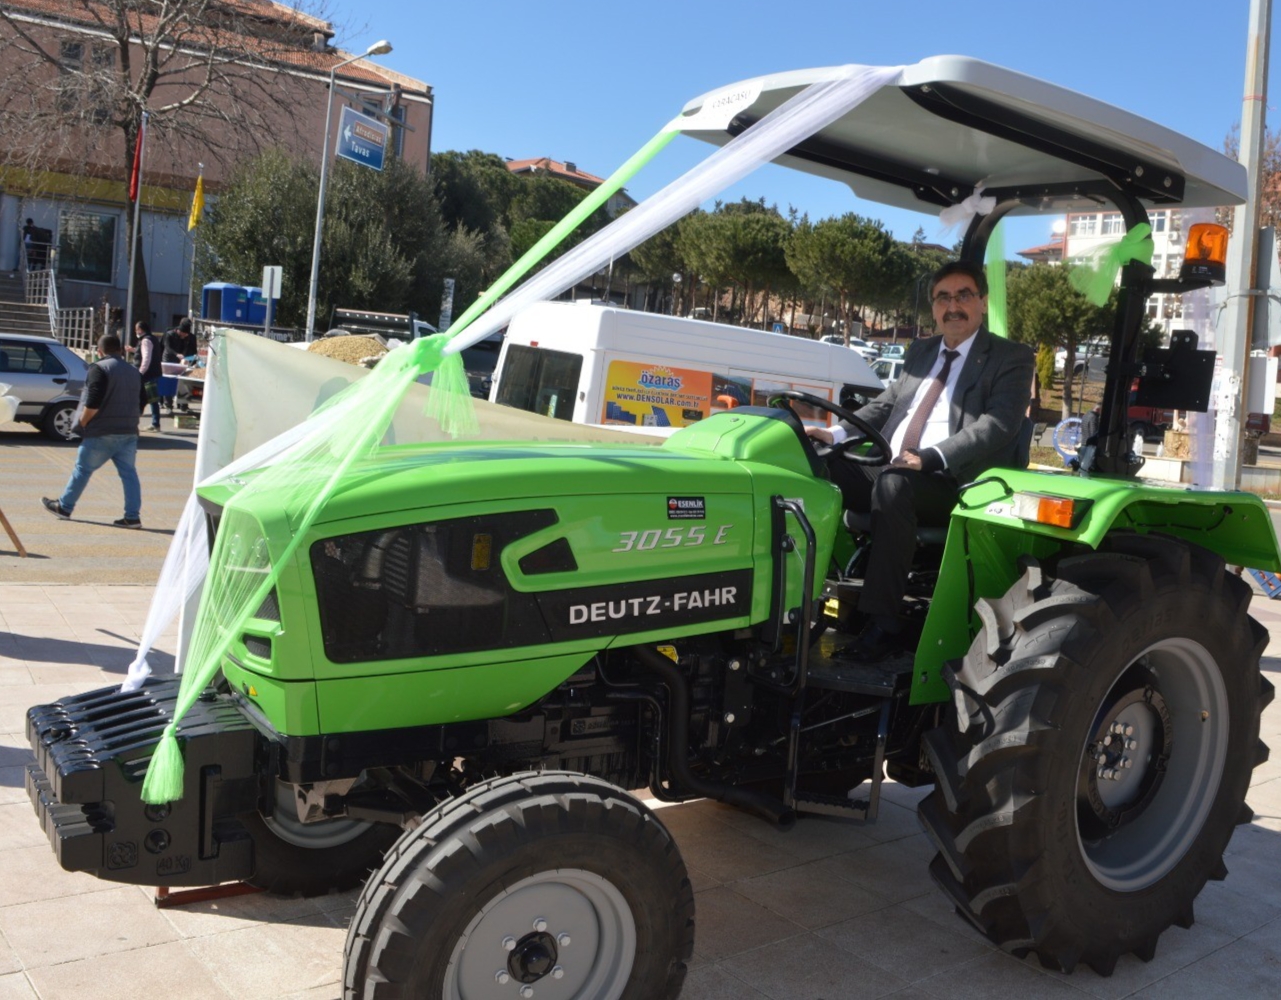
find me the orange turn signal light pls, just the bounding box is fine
[1180,223,1229,285]
[1012,492,1081,529]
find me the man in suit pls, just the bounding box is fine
[808,260,1035,660]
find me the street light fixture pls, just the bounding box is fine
[305,39,393,342]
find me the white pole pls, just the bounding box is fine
[1212,0,1271,489]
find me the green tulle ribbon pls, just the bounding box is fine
[1069,223,1154,305]
[985,222,1008,338]
[139,130,679,806]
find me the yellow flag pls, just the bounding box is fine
[187,175,205,231]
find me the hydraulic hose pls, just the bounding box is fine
[631,645,796,830]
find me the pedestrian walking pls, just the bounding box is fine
[41,333,144,528]
[134,320,162,431]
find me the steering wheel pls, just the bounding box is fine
[768,390,891,466]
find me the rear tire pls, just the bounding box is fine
[343,771,694,1000]
[919,533,1272,974]
[41,401,78,441]
[242,781,400,896]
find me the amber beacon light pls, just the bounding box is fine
[1179,223,1229,285]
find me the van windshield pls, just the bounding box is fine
[495,344,583,421]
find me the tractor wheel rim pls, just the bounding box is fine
[1076,638,1228,892]
[261,780,372,849]
[444,868,636,1000]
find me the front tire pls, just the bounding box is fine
[919,534,1273,974]
[343,771,694,1000]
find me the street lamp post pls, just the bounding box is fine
[304,39,393,342]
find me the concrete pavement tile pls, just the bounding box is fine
[855,800,929,844]
[679,963,770,999]
[1192,875,1281,938]
[1244,914,1281,951]
[0,932,17,975]
[0,803,47,850]
[278,989,341,1000]
[1129,936,1281,999]
[815,903,991,983]
[724,931,909,999]
[686,886,805,963]
[0,974,36,999]
[0,666,31,688]
[684,862,720,892]
[707,800,879,858]
[822,833,938,904]
[0,884,179,968]
[898,886,998,951]
[186,914,347,999]
[0,845,118,906]
[1022,922,1236,1000]
[25,664,117,686]
[916,952,1088,999]
[0,587,56,605]
[25,940,232,1000]
[1223,821,1281,868]
[878,781,932,810]
[0,769,27,805]
[659,808,802,884]
[156,887,328,939]
[731,856,894,929]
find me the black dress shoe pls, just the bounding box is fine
[835,622,906,663]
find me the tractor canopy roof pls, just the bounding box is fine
[678,56,1246,217]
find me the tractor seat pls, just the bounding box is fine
[843,510,948,546]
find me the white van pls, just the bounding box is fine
[489,302,883,431]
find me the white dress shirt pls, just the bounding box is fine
[831,334,977,468]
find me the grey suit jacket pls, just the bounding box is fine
[845,328,1036,485]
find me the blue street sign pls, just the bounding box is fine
[335,106,388,171]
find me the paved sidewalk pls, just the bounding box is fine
[0,419,198,585]
[0,583,1279,999]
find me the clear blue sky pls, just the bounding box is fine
[329,0,1279,257]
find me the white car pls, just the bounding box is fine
[1055,340,1108,376]
[871,357,905,387]
[0,332,88,440]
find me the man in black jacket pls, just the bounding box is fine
[808,261,1034,660]
[41,334,144,528]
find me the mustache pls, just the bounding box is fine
[942,310,968,322]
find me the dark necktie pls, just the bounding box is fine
[898,348,959,458]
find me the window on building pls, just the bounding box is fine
[1101,213,1125,235]
[57,38,115,123]
[390,104,406,159]
[1070,215,1097,237]
[1149,211,1167,233]
[57,210,116,284]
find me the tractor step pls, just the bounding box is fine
[807,635,914,697]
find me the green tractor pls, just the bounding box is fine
[25,57,1278,997]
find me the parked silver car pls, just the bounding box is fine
[0,333,88,440]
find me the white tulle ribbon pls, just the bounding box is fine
[938,182,996,235]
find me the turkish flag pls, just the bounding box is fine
[128,120,145,201]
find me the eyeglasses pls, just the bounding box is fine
[932,289,979,306]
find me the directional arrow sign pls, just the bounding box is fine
[335,105,388,172]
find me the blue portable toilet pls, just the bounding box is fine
[201,283,248,322]
[245,287,280,324]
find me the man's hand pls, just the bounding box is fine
[806,426,834,445]
[892,449,923,470]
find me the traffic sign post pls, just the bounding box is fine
[336,106,389,172]
[262,265,282,339]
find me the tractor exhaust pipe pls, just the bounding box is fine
[632,645,796,830]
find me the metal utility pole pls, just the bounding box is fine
[1212,0,1271,489]
[305,40,392,342]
